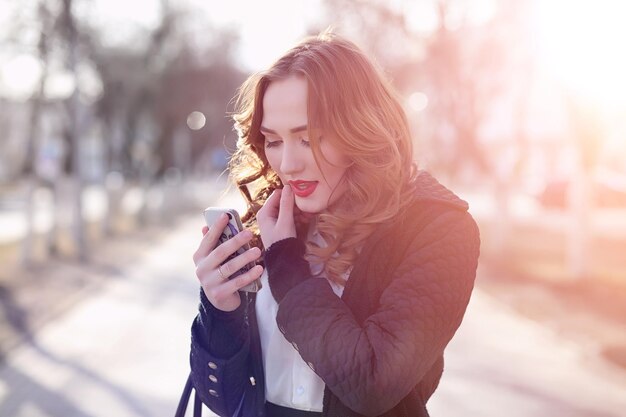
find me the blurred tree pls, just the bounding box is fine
[566,99,604,280]
[22,1,54,179]
[321,0,533,183]
[5,0,98,263]
[322,0,538,261]
[90,6,245,178]
[4,0,245,263]
[59,0,88,260]
[15,0,64,265]
[424,1,496,177]
[154,34,246,176]
[91,1,180,180]
[89,4,245,228]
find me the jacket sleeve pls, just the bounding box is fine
[268,208,480,416]
[189,289,250,417]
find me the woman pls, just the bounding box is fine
[190,30,480,417]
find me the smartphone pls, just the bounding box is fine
[203,207,261,293]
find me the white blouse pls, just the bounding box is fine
[255,226,345,411]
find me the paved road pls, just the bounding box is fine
[1,214,625,416]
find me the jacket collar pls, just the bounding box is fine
[356,170,468,262]
[411,170,469,211]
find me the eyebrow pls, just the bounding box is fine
[260,125,308,135]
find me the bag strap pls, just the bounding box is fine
[194,389,202,417]
[175,372,202,417]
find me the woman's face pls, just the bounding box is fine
[261,76,350,214]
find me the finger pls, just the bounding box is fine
[210,229,254,266]
[216,264,228,281]
[196,258,222,287]
[217,264,264,295]
[218,246,262,278]
[260,188,282,219]
[194,213,229,264]
[277,185,295,226]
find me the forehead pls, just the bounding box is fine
[262,76,308,129]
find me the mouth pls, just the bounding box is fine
[288,180,318,197]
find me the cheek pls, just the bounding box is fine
[317,160,347,188]
[265,150,281,174]
[318,144,350,186]
[319,140,350,167]
[329,167,348,188]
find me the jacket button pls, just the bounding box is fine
[209,389,219,397]
[208,362,217,369]
[250,376,256,386]
[209,375,218,383]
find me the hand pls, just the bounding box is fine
[257,185,297,249]
[193,213,264,312]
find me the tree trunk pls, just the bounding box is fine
[567,147,592,280]
[21,0,53,266]
[20,177,37,267]
[62,0,87,261]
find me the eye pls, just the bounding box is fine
[300,137,311,147]
[264,139,282,149]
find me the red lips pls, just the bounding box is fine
[288,180,318,197]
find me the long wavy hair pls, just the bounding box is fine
[229,29,418,286]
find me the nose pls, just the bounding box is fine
[279,142,305,176]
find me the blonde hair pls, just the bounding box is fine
[229,29,418,285]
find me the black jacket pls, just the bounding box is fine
[189,171,480,417]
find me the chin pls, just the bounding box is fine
[294,199,325,214]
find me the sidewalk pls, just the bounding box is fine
[430,272,626,417]
[1,201,625,416]
[0,214,204,417]
[0,179,243,417]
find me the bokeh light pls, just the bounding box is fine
[0,54,42,100]
[186,111,206,130]
[408,92,429,112]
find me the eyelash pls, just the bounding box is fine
[264,138,310,148]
